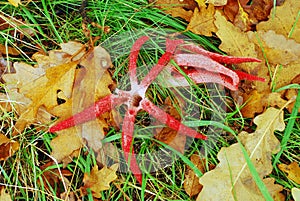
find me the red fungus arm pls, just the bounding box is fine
[141,39,184,88]
[122,108,143,184]
[234,70,266,82]
[173,53,240,87]
[129,36,150,86]
[182,44,261,64]
[49,94,124,133]
[141,99,207,140]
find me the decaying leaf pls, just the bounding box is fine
[187,4,217,36]
[292,188,300,201]
[278,162,300,184]
[197,107,285,201]
[206,0,227,6]
[81,164,118,198]
[184,155,215,197]
[221,0,274,31]
[0,133,19,161]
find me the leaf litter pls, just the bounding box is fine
[197,107,286,201]
[1,0,299,199]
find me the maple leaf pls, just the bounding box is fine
[81,164,118,198]
[197,107,286,201]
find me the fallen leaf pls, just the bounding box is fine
[222,0,273,30]
[248,30,300,66]
[7,0,21,7]
[39,161,72,194]
[81,164,118,198]
[153,0,196,22]
[256,0,300,43]
[154,97,186,154]
[13,61,78,134]
[184,155,215,197]
[0,44,19,56]
[215,1,300,117]
[50,127,83,164]
[187,4,217,37]
[206,0,227,6]
[197,107,285,201]
[0,133,19,161]
[278,162,300,184]
[292,188,300,201]
[0,188,11,201]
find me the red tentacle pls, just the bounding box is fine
[164,67,238,90]
[141,39,184,88]
[141,99,207,140]
[129,36,150,85]
[182,44,261,64]
[49,94,123,133]
[122,108,143,184]
[234,70,266,82]
[173,53,240,88]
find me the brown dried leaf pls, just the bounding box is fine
[206,0,227,6]
[154,97,186,154]
[0,133,19,161]
[81,164,118,198]
[278,162,300,185]
[197,108,285,201]
[39,161,72,193]
[187,4,217,36]
[214,11,261,71]
[13,61,77,133]
[154,0,196,22]
[184,155,215,197]
[0,44,19,56]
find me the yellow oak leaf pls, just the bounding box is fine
[50,127,83,164]
[187,4,217,37]
[81,164,118,198]
[13,61,78,134]
[197,108,285,201]
[256,0,300,43]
